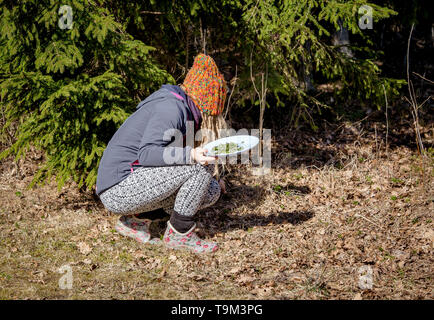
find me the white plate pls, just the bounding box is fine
[203,135,259,157]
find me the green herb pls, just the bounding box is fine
[211,142,243,154]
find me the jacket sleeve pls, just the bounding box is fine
[137,102,193,166]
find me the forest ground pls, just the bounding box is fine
[0,109,433,300]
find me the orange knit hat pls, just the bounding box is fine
[182,54,227,116]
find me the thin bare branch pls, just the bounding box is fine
[140,11,165,15]
[224,65,238,120]
[382,84,389,155]
[412,72,434,85]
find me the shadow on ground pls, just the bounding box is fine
[148,182,313,238]
[198,210,315,237]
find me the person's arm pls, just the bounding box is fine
[137,104,193,166]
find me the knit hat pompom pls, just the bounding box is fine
[182,54,227,116]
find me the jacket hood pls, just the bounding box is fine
[136,85,181,110]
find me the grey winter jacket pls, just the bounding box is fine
[95,85,196,196]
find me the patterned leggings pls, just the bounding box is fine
[99,164,221,217]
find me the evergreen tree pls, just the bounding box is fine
[0,0,173,190]
[241,0,406,128]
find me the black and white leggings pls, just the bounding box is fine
[99,164,221,219]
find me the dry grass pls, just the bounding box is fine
[0,120,433,300]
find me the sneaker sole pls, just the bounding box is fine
[115,222,151,244]
[164,243,218,254]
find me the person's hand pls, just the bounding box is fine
[190,147,217,165]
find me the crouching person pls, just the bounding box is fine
[96,54,227,253]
